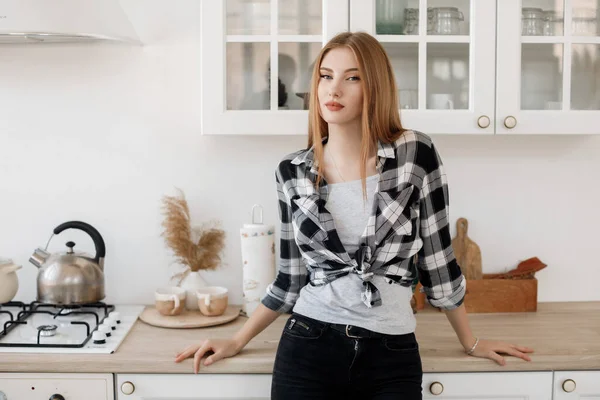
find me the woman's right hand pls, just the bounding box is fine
[174,338,243,373]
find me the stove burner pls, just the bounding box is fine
[37,324,58,337]
[0,301,116,349]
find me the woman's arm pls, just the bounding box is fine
[443,303,477,351]
[444,303,534,365]
[415,139,534,365]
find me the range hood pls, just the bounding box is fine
[0,0,141,44]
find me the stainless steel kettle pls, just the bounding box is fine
[29,221,106,304]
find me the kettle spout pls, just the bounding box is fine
[29,248,50,268]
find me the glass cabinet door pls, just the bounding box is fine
[350,0,496,134]
[497,0,600,134]
[202,0,348,135]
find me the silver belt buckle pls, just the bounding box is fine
[345,325,361,339]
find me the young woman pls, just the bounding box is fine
[175,31,534,399]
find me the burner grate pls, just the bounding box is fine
[0,301,115,348]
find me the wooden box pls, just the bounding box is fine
[413,275,538,313]
[463,275,538,313]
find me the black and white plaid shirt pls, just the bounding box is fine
[261,130,466,313]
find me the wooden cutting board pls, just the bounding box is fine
[139,305,242,329]
[452,218,483,280]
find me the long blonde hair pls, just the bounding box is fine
[307,31,406,199]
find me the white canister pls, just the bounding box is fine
[240,205,276,316]
[0,259,22,304]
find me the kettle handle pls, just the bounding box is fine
[53,221,106,263]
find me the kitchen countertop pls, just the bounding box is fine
[1,301,599,374]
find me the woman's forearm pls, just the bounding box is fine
[232,303,282,351]
[443,302,477,352]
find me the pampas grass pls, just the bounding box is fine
[160,188,225,283]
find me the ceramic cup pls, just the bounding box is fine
[155,286,186,316]
[545,101,562,110]
[430,93,454,110]
[196,286,229,316]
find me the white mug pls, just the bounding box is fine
[545,101,562,110]
[430,93,454,110]
[155,286,186,316]
[196,286,229,316]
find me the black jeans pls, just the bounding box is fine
[271,312,423,400]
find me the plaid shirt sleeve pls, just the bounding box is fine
[261,165,309,313]
[417,142,466,310]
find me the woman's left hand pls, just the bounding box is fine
[468,339,534,366]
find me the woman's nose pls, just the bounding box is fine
[329,84,341,98]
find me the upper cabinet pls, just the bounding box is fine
[497,0,600,134]
[201,0,348,135]
[201,0,600,135]
[350,0,496,134]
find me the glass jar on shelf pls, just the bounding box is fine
[572,8,597,36]
[522,7,544,36]
[428,7,464,35]
[376,0,408,35]
[542,10,563,36]
[403,8,419,35]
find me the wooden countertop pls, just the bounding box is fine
[1,302,599,374]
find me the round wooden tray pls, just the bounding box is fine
[139,305,242,329]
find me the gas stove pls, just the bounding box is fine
[0,301,144,353]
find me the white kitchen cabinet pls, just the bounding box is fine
[496,0,600,134]
[115,374,271,399]
[350,0,497,135]
[201,0,348,135]
[0,373,114,400]
[553,371,600,399]
[422,371,553,399]
[202,0,600,136]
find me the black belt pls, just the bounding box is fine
[328,323,386,339]
[290,313,391,339]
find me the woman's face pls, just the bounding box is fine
[317,47,363,126]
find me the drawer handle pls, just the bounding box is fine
[121,381,136,395]
[504,116,517,129]
[562,379,576,393]
[477,115,490,128]
[429,381,444,395]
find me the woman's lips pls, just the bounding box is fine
[325,102,344,111]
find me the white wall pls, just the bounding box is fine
[1,0,598,307]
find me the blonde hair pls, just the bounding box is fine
[307,31,406,200]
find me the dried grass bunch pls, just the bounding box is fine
[160,189,226,283]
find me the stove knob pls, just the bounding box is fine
[99,325,112,337]
[105,317,117,330]
[92,331,106,344]
[109,311,121,323]
[49,395,66,400]
[121,381,136,395]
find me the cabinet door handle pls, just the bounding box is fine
[121,381,136,395]
[477,115,490,128]
[429,381,444,395]
[504,116,517,129]
[562,379,576,393]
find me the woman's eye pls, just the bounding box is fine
[320,74,332,79]
[348,76,360,81]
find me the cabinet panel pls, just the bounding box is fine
[496,0,600,134]
[350,0,496,134]
[422,371,552,399]
[553,371,600,399]
[0,373,113,400]
[116,374,271,399]
[201,0,348,135]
